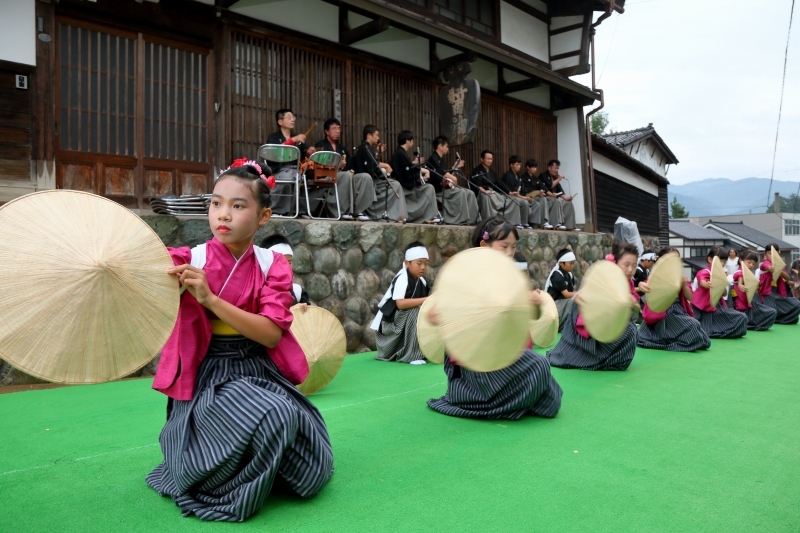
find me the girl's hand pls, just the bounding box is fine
[699,280,712,289]
[529,289,543,307]
[169,265,216,307]
[638,281,651,294]
[292,303,309,314]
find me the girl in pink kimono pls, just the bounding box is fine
[690,246,748,339]
[146,160,333,522]
[732,251,776,330]
[758,244,800,325]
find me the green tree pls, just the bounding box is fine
[670,196,689,218]
[766,194,800,213]
[590,111,609,135]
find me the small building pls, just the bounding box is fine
[668,220,726,278]
[592,124,678,246]
[702,220,798,266]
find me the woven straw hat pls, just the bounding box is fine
[416,294,445,364]
[771,248,786,284]
[432,247,529,372]
[646,254,684,313]
[710,256,727,307]
[292,306,346,395]
[578,260,631,343]
[529,291,558,348]
[742,264,759,305]
[0,190,179,384]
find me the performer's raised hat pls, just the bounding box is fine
[578,260,631,343]
[529,291,559,348]
[771,248,786,284]
[710,256,727,307]
[292,306,346,395]
[743,263,759,305]
[645,253,684,313]
[417,294,445,364]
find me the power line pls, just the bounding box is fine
[596,13,619,84]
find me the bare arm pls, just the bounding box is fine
[396,297,427,310]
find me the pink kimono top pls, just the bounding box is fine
[732,268,751,311]
[152,238,309,401]
[642,281,694,325]
[575,258,638,339]
[690,267,718,313]
[758,260,788,298]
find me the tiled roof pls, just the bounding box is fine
[600,124,679,165]
[704,221,798,251]
[669,220,726,240]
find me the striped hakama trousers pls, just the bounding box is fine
[427,351,562,420]
[546,305,638,371]
[147,336,334,522]
[691,304,748,339]
[742,299,778,331]
[637,301,711,352]
[374,308,426,363]
[760,289,800,325]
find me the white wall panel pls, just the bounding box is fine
[499,2,548,62]
[592,152,659,196]
[554,108,586,225]
[0,0,35,66]
[231,0,339,42]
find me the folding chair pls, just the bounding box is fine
[257,144,301,219]
[303,150,342,221]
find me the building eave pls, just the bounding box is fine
[592,134,670,187]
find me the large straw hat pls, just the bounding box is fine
[742,265,759,305]
[432,247,529,372]
[416,294,444,364]
[292,306,346,395]
[710,256,727,307]
[578,260,631,343]
[0,190,179,383]
[645,253,684,313]
[771,248,786,284]
[529,291,558,348]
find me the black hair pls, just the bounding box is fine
[405,241,426,252]
[657,246,679,258]
[397,130,414,146]
[363,124,379,140]
[556,248,573,262]
[260,234,290,249]
[275,108,293,123]
[742,250,760,263]
[765,243,781,254]
[323,118,341,131]
[706,246,726,260]
[471,216,518,248]
[216,163,272,210]
[433,135,449,150]
[525,159,538,169]
[727,248,738,257]
[480,149,494,159]
[514,251,527,263]
[612,242,639,263]
[547,159,561,168]
[508,155,522,165]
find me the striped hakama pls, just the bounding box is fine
[427,351,562,420]
[760,289,800,325]
[742,299,777,331]
[547,305,637,371]
[147,336,334,522]
[374,308,426,363]
[637,300,711,352]
[691,304,748,339]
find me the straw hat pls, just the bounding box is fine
[742,265,759,305]
[292,306,346,395]
[578,260,632,343]
[432,247,529,372]
[645,253,684,313]
[416,294,444,364]
[529,291,558,348]
[0,190,179,384]
[710,256,727,307]
[771,248,786,284]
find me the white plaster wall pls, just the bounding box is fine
[0,0,35,66]
[231,0,339,42]
[499,2,548,62]
[350,27,429,70]
[592,152,659,196]
[625,140,668,176]
[436,42,462,60]
[550,29,582,56]
[550,57,581,70]
[550,15,583,31]
[508,85,550,109]
[470,58,498,92]
[516,0,548,13]
[554,108,586,225]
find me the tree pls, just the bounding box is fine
[670,196,689,218]
[590,111,609,135]
[766,194,800,213]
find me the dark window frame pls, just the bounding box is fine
[399,0,499,40]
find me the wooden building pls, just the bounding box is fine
[668,220,726,278]
[0,0,625,226]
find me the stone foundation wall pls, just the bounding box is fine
[0,215,660,386]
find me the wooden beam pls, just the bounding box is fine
[215,0,239,8]
[430,51,477,73]
[549,23,584,36]
[550,50,581,61]
[340,17,390,45]
[503,0,550,23]
[499,73,542,94]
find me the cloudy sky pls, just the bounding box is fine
[573,0,798,186]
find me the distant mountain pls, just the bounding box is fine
[668,178,800,217]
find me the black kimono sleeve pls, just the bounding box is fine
[390,148,419,190]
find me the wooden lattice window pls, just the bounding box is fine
[434,0,495,36]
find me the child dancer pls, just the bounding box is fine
[637,247,710,352]
[732,250,777,330]
[546,242,640,371]
[147,160,333,522]
[261,234,311,308]
[427,217,562,419]
[544,248,576,332]
[758,244,800,324]
[372,241,430,364]
[634,251,655,298]
[690,246,748,338]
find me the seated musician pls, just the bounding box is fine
[521,159,554,230]
[391,131,441,224]
[469,150,522,228]
[425,136,479,225]
[352,125,408,222]
[266,109,315,216]
[500,155,535,230]
[539,159,578,231]
[313,118,374,221]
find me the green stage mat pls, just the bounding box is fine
[2,326,799,532]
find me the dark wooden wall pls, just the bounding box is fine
[0,65,33,182]
[594,169,660,237]
[658,184,669,246]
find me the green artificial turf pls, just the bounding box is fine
[2,326,800,532]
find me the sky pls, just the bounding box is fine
[572,0,799,186]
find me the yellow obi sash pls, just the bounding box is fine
[210,319,240,336]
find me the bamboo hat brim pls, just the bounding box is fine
[743,264,759,305]
[710,256,727,307]
[529,291,558,348]
[646,254,684,313]
[771,249,786,284]
[578,260,631,343]
[432,247,530,372]
[416,295,445,364]
[292,306,346,395]
[0,190,179,384]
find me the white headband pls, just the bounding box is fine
[559,252,576,263]
[268,243,294,257]
[641,253,656,261]
[516,261,528,271]
[405,246,429,261]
